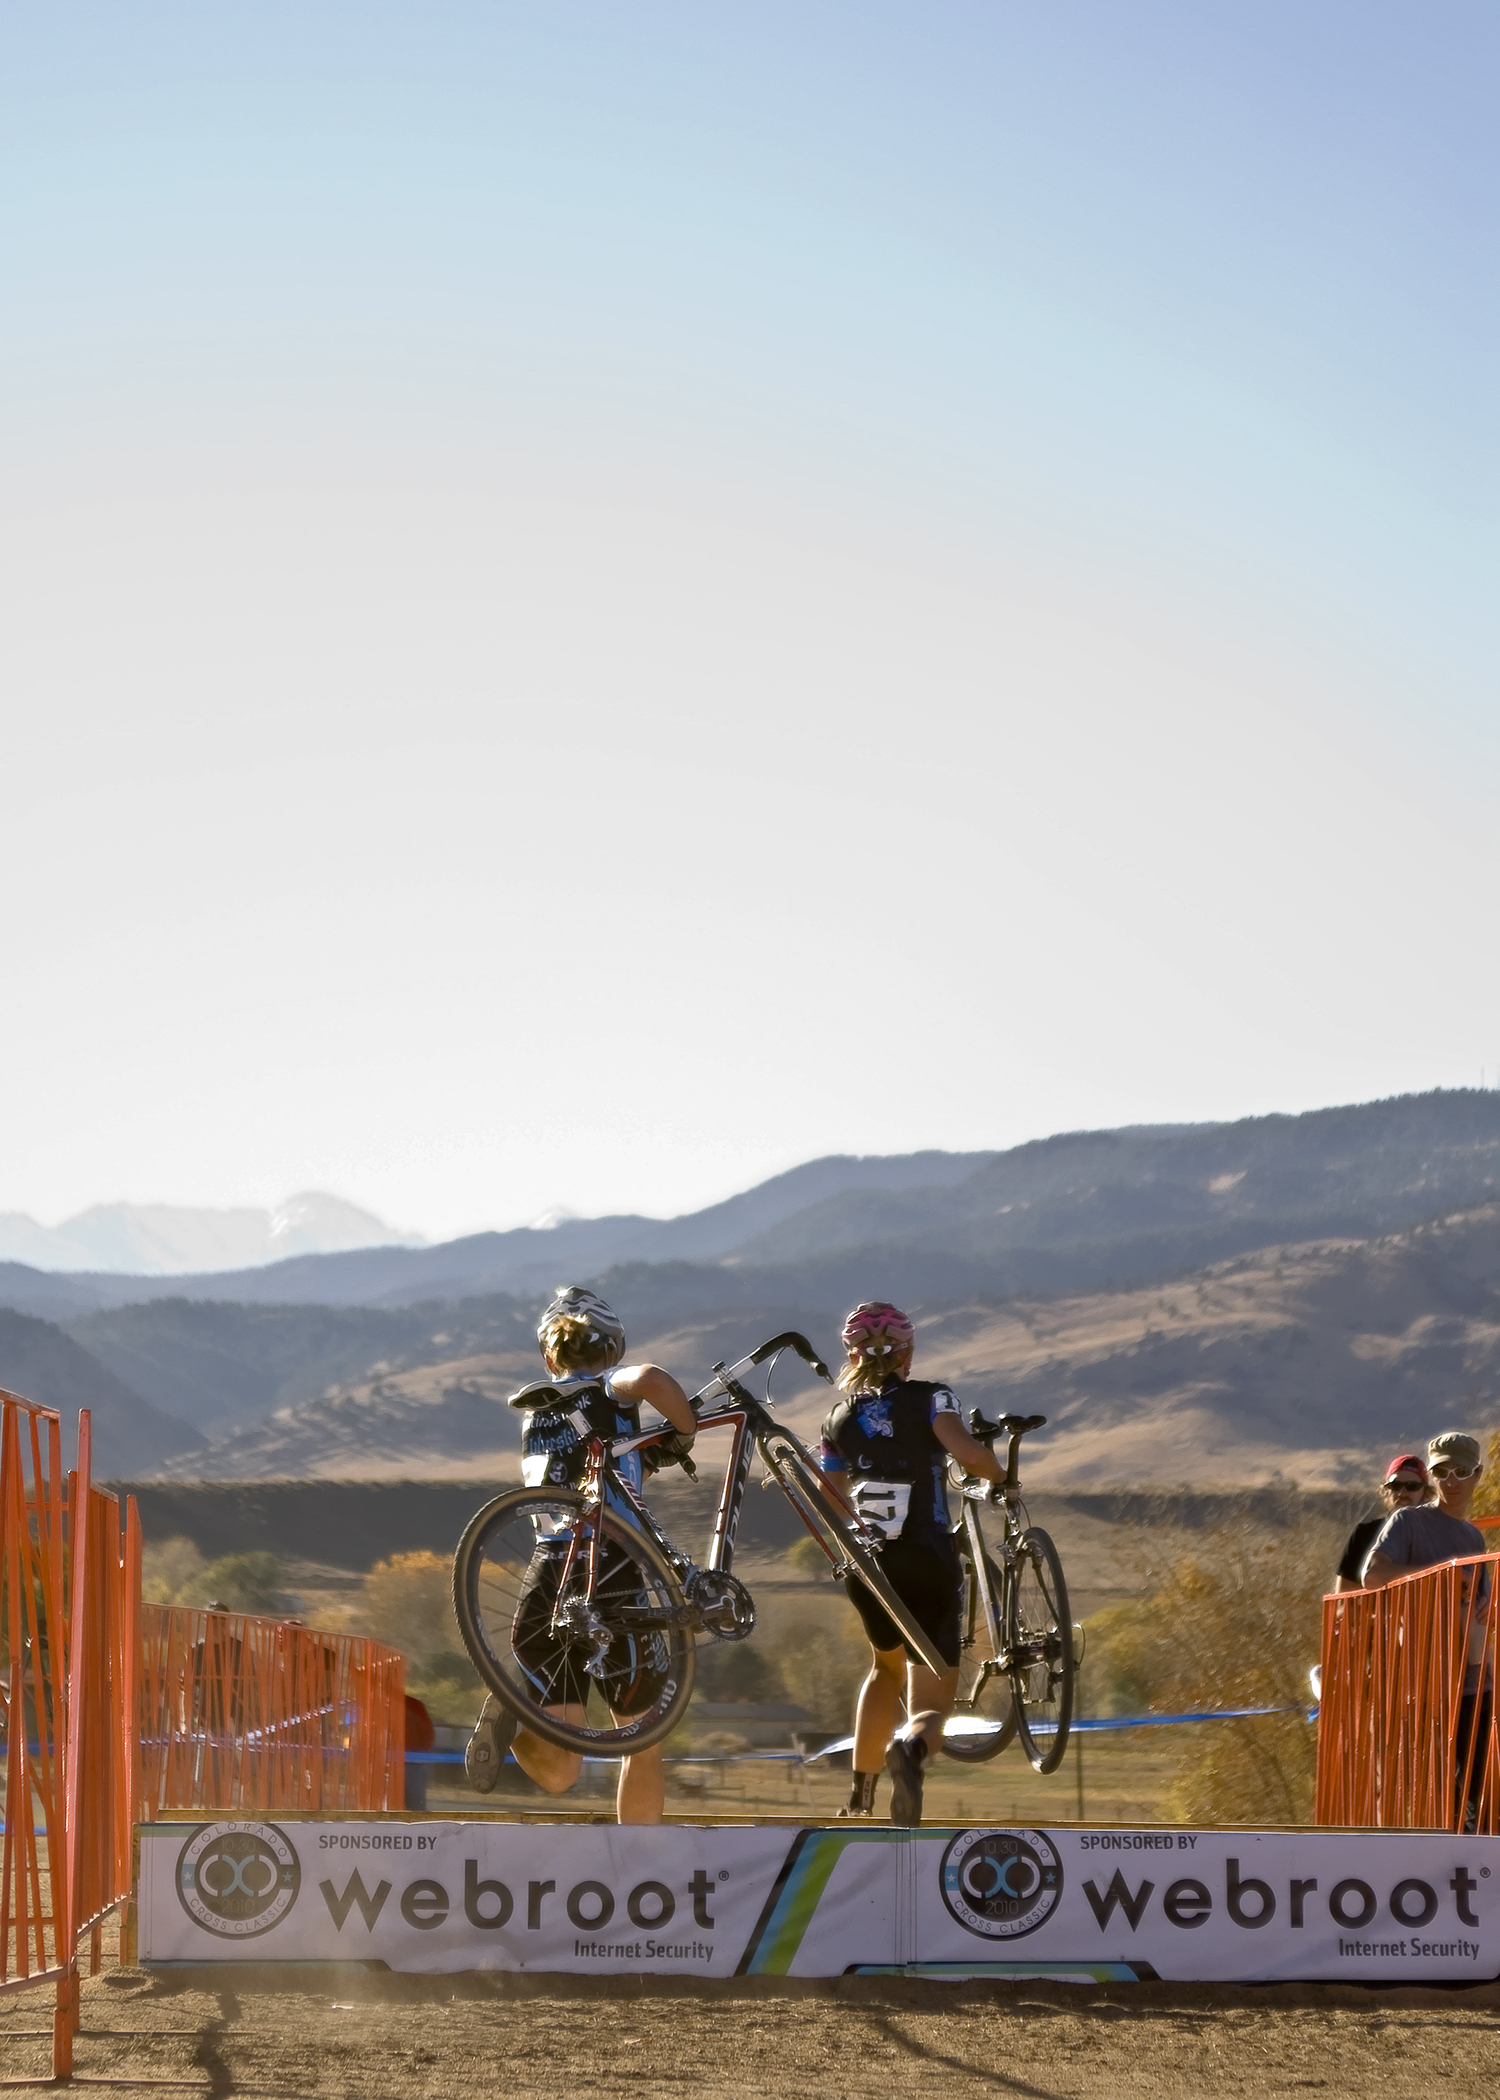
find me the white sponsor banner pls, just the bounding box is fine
[139,1820,895,1978]
[139,1820,1500,1983]
[902,1828,1500,1984]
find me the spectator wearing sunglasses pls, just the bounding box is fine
[1362,1432,1487,1590]
[1333,1455,1431,1595]
[1364,1430,1491,1830]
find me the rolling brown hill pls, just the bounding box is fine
[148,1203,1500,1485]
[0,1308,204,1476]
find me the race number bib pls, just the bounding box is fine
[851,1478,912,1540]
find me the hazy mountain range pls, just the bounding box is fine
[0,1089,1497,1485]
[0,1191,424,1276]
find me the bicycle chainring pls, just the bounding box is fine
[684,1569,757,1641]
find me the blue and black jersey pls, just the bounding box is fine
[514,1370,644,1510]
[818,1376,961,1547]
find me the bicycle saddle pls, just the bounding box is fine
[970,1408,1047,1439]
[508,1377,604,1412]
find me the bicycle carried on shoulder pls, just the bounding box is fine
[940,1408,1076,1774]
[451,1331,951,1755]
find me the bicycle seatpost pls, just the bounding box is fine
[1001,1413,1046,1497]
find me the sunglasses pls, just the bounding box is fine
[1384,1478,1427,1494]
[1431,1463,1480,1481]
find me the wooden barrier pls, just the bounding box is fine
[1,1395,138,2076]
[138,1609,404,1817]
[1315,1545,1499,1832]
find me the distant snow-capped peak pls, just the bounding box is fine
[0,1193,427,1276]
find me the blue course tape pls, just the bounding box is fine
[803,1705,1314,1762]
[406,1748,807,1765]
[410,1706,1316,1766]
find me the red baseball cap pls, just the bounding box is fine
[1384,1454,1429,1483]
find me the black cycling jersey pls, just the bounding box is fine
[819,1376,961,1545]
[514,1371,645,1506]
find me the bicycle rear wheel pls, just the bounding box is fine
[758,1435,949,1677]
[452,1486,696,1755]
[1007,1526,1074,1774]
[941,1524,1018,1764]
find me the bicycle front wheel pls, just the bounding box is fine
[452,1487,696,1755]
[1007,1526,1074,1774]
[941,1525,1018,1764]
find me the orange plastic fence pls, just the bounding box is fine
[1315,1549,1499,1833]
[138,1607,405,1816]
[1,1395,138,2077]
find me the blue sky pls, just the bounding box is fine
[2,4,1495,1234]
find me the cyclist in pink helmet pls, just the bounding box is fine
[820,1300,1006,1824]
[840,1301,916,1370]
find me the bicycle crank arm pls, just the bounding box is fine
[957,1658,1006,1698]
[608,1604,707,1634]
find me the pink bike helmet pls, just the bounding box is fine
[841,1301,915,1360]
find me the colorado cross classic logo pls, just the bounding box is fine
[940,1828,1063,1940]
[176,1821,302,1939]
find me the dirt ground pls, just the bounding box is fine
[4,1953,1499,2097]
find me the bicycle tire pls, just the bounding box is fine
[452,1486,696,1755]
[1007,1525,1074,1774]
[941,1524,1018,1764]
[759,1435,948,1678]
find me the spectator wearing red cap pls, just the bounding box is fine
[1333,1455,1431,1595]
[1363,1431,1491,1830]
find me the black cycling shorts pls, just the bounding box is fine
[511,1538,669,1717]
[845,1535,962,1669]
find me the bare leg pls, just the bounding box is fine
[512,1705,585,1794]
[852,1645,907,1773]
[901,1663,960,1756]
[512,1706,666,1824]
[616,1746,665,1825]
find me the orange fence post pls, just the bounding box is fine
[56,1416,91,2074]
[1315,1548,1498,1834]
[137,1606,404,1818]
[1,1393,72,2073]
[6,1392,402,2077]
[2,1397,140,2079]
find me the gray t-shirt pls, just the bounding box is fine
[1365,1504,1486,1578]
[1365,1505,1491,1687]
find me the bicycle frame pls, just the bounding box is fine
[953,1478,1016,1688]
[950,1411,1063,1692]
[551,1338,948,1674]
[567,1377,820,1584]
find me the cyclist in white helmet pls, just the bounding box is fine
[463,1285,697,1823]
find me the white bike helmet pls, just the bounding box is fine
[536,1284,626,1363]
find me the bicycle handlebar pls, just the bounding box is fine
[692,1331,834,1407]
[748,1331,834,1383]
